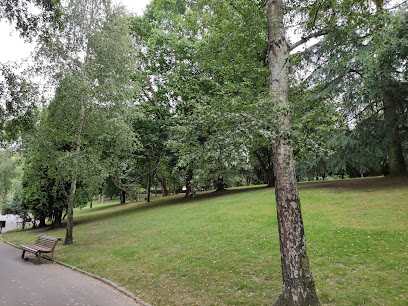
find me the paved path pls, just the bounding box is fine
[0,240,142,306]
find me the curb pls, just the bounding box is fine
[0,237,150,306]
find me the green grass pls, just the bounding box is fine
[2,178,408,305]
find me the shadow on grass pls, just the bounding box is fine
[68,185,271,227]
[298,176,408,190]
[20,177,407,234]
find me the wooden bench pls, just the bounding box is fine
[20,235,62,264]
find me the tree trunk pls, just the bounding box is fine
[147,162,151,203]
[266,168,275,187]
[111,175,134,203]
[38,217,46,227]
[254,148,275,187]
[384,93,407,177]
[65,101,85,246]
[52,211,62,229]
[267,1,319,305]
[90,198,93,208]
[120,190,126,204]
[158,176,169,196]
[216,176,225,191]
[185,169,193,198]
[127,191,134,203]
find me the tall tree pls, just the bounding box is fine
[37,2,138,244]
[373,1,407,176]
[0,149,18,203]
[300,0,408,177]
[266,1,319,304]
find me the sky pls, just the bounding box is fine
[0,0,151,63]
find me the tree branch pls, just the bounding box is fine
[226,0,243,15]
[311,0,324,30]
[316,66,362,92]
[288,29,329,52]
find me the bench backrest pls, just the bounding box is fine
[34,235,62,250]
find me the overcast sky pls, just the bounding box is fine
[0,0,151,63]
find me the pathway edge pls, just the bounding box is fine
[0,237,151,306]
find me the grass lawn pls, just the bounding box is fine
[2,177,408,305]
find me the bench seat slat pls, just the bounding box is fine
[22,245,53,252]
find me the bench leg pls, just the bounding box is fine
[37,253,41,264]
[21,250,26,259]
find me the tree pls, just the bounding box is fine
[266,1,319,304]
[98,116,139,203]
[300,0,408,177]
[128,104,169,202]
[131,0,196,198]
[35,2,139,244]
[0,65,40,143]
[1,0,63,142]
[373,1,408,176]
[0,0,62,40]
[1,188,30,229]
[0,149,18,203]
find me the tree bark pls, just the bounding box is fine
[185,169,193,197]
[65,101,85,245]
[216,176,225,191]
[267,1,319,305]
[384,93,407,177]
[120,190,126,204]
[147,160,152,202]
[38,217,46,227]
[111,175,134,203]
[158,176,169,196]
[128,192,134,203]
[52,210,62,229]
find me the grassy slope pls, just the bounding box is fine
[3,177,408,305]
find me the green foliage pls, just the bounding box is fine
[299,1,408,176]
[0,0,63,40]
[0,0,63,142]
[20,120,92,222]
[0,149,18,203]
[103,178,121,199]
[1,187,30,224]
[1,194,29,222]
[0,65,39,142]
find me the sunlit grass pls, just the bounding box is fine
[3,178,408,305]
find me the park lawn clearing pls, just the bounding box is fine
[3,177,408,305]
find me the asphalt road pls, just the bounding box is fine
[0,240,142,306]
